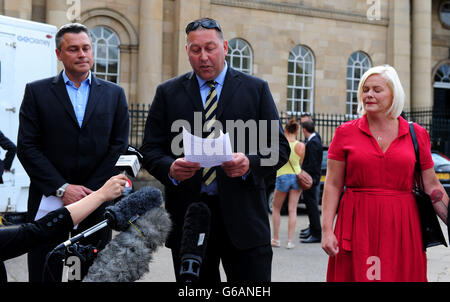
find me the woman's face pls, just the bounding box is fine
[361,74,394,116]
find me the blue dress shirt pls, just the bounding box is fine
[62,70,91,128]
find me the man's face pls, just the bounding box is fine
[56,32,94,77]
[186,29,228,81]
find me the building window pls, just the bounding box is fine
[434,64,450,88]
[90,26,120,83]
[346,51,371,115]
[226,38,252,74]
[287,45,314,113]
[439,1,450,29]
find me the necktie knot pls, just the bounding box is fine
[206,80,217,88]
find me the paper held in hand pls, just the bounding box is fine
[183,127,233,168]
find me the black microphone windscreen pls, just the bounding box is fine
[179,202,211,260]
[105,186,162,231]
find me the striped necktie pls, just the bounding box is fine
[202,81,218,187]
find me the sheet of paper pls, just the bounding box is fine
[35,195,78,229]
[183,127,233,168]
[34,195,63,221]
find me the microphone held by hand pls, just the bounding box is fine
[104,186,163,232]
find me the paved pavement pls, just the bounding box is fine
[4,211,450,282]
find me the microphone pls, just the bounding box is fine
[115,145,143,178]
[104,186,163,231]
[83,206,172,282]
[179,202,211,283]
[52,186,162,251]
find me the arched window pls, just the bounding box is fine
[287,45,314,113]
[226,38,252,74]
[346,51,371,115]
[90,26,120,83]
[434,64,450,88]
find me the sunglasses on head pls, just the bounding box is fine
[185,19,222,34]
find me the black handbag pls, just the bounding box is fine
[409,122,447,250]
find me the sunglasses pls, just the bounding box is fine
[185,19,222,34]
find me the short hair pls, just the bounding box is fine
[185,18,224,42]
[284,118,299,134]
[357,65,405,119]
[55,23,90,50]
[301,120,315,133]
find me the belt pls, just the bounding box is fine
[341,187,412,252]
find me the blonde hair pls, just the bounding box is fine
[357,65,405,119]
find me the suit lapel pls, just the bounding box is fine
[81,74,103,129]
[216,67,241,119]
[50,72,78,127]
[182,72,204,113]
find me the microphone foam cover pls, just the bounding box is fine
[179,202,211,259]
[105,186,163,231]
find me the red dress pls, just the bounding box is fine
[326,115,434,282]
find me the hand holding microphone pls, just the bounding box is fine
[53,185,161,251]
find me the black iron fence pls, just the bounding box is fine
[128,103,450,156]
[129,103,150,148]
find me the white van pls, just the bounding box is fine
[0,15,57,223]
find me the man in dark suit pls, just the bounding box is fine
[17,23,129,282]
[0,131,16,184]
[299,117,323,243]
[140,18,289,282]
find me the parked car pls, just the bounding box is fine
[432,151,450,195]
[319,148,328,204]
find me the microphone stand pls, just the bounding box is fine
[52,219,109,252]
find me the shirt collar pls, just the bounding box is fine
[196,61,228,89]
[306,132,316,142]
[62,70,92,86]
[358,114,410,138]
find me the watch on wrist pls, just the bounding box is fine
[56,183,69,198]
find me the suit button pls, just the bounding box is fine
[58,214,64,219]
[53,218,58,223]
[47,222,52,227]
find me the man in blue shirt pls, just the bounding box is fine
[141,18,289,282]
[17,23,129,282]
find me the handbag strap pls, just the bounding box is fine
[409,122,425,192]
[287,141,299,174]
[288,160,297,174]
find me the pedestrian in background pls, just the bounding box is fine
[0,131,16,185]
[322,65,449,281]
[298,117,323,244]
[271,118,305,249]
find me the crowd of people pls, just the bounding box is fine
[0,17,449,283]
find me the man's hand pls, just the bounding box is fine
[169,158,201,182]
[221,153,250,178]
[62,184,93,206]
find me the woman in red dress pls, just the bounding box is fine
[321,65,449,282]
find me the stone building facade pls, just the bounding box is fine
[1,0,449,115]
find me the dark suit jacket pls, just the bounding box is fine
[0,131,16,182]
[302,133,323,186]
[141,67,289,250]
[0,207,72,282]
[17,72,129,220]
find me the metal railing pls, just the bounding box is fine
[128,104,449,155]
